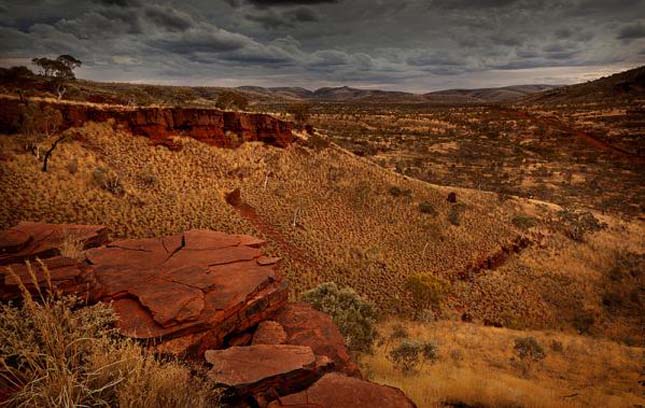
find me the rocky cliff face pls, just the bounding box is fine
[0,222,416,408]
[0,98,294,149]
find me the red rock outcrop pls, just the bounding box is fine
[0,98,294,149]
[268,373,417,408]
[85,229,287,355]
[272,303,362,377]
[205,345,332,400]
[0,223,287,356]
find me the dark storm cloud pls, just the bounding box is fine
[247,0,338,6]
[0,0,642,91]
[618,22,645,40]
[93,0,141,7]
[243,6,319,29]
[429,0,521,9]
[143,6,193,32]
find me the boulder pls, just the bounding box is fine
[272,303,361,377]
[205,345,332,399]
[268,373,417,408]
[252,320,287,345]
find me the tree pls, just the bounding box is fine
[32,55,82,100]
[32,55,81,80]
[19,103,63,165]
[215,91,249,111]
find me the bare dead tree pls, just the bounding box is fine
[42,134,69,172]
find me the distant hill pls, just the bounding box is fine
[521,65,645,104]
[424,85,561,103]
[236,84,556,104]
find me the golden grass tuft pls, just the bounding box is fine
[0,262,217,407]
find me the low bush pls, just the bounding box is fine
[513,337,546,361]
[389,339,439,373]
[405,273,450,316]
[93,167,124,195]
[511,215,538,230]
[556,209,606,242]
[302,282,379,353]
[418,201,437,216]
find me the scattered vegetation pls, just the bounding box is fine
[556,209,607,242]
[362,320,645,408]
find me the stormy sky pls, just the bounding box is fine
[0,0,643,92]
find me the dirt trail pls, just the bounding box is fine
[229,199,319,271]
[499,107,642,160]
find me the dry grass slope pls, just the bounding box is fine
[362,320,644,408]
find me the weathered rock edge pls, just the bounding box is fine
[0,97,294,149]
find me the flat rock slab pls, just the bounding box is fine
[206,345,331,399]
[85,229,286,355]
[272,303,361,377]
[206,345,315,386]
[0,222,108,266]
[268,373,417,408]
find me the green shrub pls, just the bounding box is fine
[556,209,606,242]
[302,282,379,353]
[513,337,546,361]
[418,201,437,216]
[511,215,538,230]
[389,186,411,198]
[389,340,439,373]
[448,206,461,226]
[405,273,450,315]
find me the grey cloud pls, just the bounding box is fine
[618,22,645,40]
[247,0,338,6]
[429,0,522,9]
[148,26,253,54]
[144,5,194,32]
[244,6,319,29]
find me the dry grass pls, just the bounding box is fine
[361,320,645,408]
[0,119,642,338]
[0,262,217,407]
[0,121,516,314]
